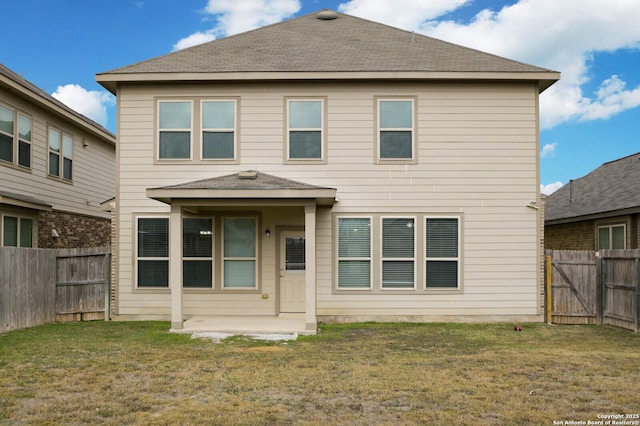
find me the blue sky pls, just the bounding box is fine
[2,0,640,194]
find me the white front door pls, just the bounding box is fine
[279,230,306,313]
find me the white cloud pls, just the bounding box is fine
[338,0,640,130]
[51,84,115,128]
[173,0,300,50]
[541,181,564,195]
[338,0,471,29]
[540,142,557,158]
[173,31,216,51]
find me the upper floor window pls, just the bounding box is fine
[202,100,236,160]
[598,224,625,250]
[378,99,414,161]
[287,99,324,160]
[48,127,73,180]
[159,101,192,159]
[0,104,31,168]
[2,215,33,247]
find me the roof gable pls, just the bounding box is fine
[147,171,337,206]
[545,153,640,223]
[97,10,559,93]
[0,63,115,145]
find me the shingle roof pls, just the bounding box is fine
[0,63,114,144]
[97,10,558,92]
[545,153,640,224]
[155,171,333,191]
[146,171,337,206]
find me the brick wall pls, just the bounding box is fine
[544,220,595,250]
[38,210,111,249]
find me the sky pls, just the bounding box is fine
[2,0,639,194]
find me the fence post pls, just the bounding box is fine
[545,255,552,323]
[104,252,111,321]
[635,258,640,332]
[601,255,607,326]
[596,255,603,324]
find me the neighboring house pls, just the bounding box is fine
[545,152,640,251]
[96,10,559,331]
[0,64,116,249]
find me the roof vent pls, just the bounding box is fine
[317,10,338,20]
[238,171,258,180]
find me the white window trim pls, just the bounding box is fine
[381,216,417,290]
[424,216,461,290]
[286,98,326,163]
[221,216,258,290]
[46,125,73,181]
[336,215,373,291]
[135,216,170,289]
[376,98,416,163]
[1,213,34,247]
[157,100,193,161]
[0,103,32,169]
[17,112,32,168]
[200,99,237,161]
[597,223,626,250]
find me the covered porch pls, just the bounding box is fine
[146,171,336,334]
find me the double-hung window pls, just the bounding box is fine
[137,217,169,288]
[18,114,31,168]
[287,99,323,160]
[159,101,192,159]
[382,217,415,289]
[425,218,459,288]
[183,218,213,288]
[0,104,12,163]
[202,100,236,160]
[378,99,414,160]
[2,215,33,247]
[0,105,31,168]
[598,224,625,250]
[223,217,257,289]
[48,127,73,180]
[337,217,372,289]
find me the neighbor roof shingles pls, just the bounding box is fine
[545,153,640,223]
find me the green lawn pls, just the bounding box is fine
[1,321,639,425]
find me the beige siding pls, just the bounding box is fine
[115,80,541,321]
[0,87,115,219]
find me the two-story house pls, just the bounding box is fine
[96,10,559,333]
[1,64,115,249]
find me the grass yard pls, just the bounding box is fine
[1,321,639,425]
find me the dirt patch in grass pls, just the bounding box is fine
[1,321,639,425]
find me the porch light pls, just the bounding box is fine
[265,229,271,238]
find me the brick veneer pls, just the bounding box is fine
[38,210,111,249]
[544,220,595,250]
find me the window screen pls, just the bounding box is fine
[337,217,371,289]
[426,218,459,288]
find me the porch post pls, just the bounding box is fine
[169,203,183,329]
[304,203,317,331]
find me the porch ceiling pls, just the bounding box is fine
[146,170,337,206]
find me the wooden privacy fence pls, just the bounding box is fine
[0,246,110,333]
[546,249,640,331]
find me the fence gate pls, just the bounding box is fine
[601,250,640,332]
[55,247,111,322]
[546,250,599,325]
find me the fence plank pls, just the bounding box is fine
[546,249,640,331]
[1,247,110,333]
